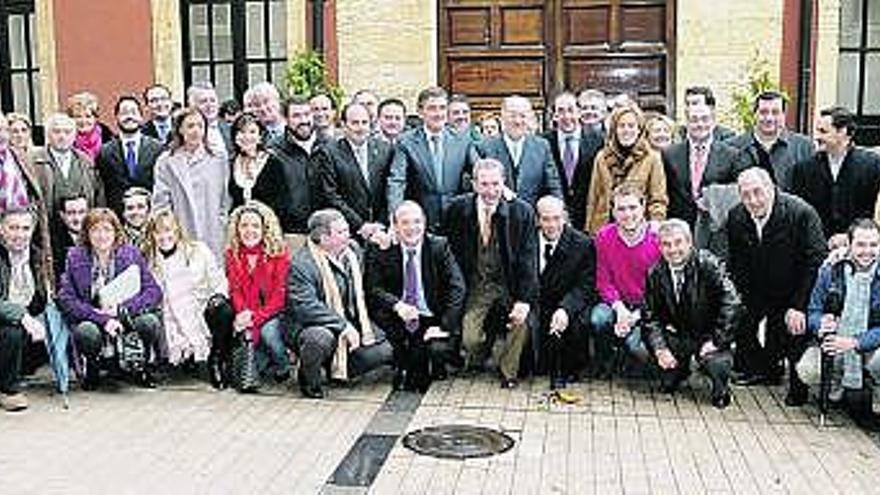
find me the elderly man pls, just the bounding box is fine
[287,209,393,399]
[443,158,538,387]
[643,219,741,408]
[577,88,607,136]
[313,102,394,242]
[365,201,465,392]
[0,208,49,411]
[727,167,827,403]
[535,196,597,388]
[243,82,286,141]
[476,95,562,207]
[729,91,814,191]
[387,86,478,231]
[187,82,232,157]
[798,218,880,430]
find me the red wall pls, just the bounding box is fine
[52,0,154,127]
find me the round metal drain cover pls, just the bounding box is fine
[402,424,515,459]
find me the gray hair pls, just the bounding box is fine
[657,218,692,242]
[243,82,280,107]
[472,157,506,179]
[392,200,426,224]
[44,112,76,132]
[536,195,568,222]
[307,208,346,244]
[736,167,774,188]
[186,82,216,106]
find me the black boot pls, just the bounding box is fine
[81,356,100,391]
[207,353,226,389]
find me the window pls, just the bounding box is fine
[0,0,40,125]
[838,0,880,145]
[181,0,287,103]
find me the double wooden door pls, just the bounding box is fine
[439,0,675,120]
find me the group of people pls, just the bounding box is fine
[1,79,880,432]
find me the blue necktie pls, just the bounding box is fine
[125,141,137,178]
[430,135,443,189]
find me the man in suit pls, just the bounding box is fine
[727,167,827,404]
[643,219,741,409]
[535,196,597,388]
[377,98,406,145]
[476,95,562,208]
[543,91,604,230]
[310,92,338,141]
[31,113,104,218]
[313,102,393,242]
[141,83,173,145]
[578,88,607,137]
[729,91,815,191]
[443,158,538,388]
[243,82,287,142]
[387,86,479,231]
[353,89,381,129]
[187,82,233,158]
[678,86,737,142]
[663,102,739,228]
[791,106,880,244]
[287,208,393,399]
[365,201,465,392]
[96,96,163,217]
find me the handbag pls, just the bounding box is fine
[230,331,259,392]
[115,330,146,374]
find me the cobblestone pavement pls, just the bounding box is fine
[2,373,879,495]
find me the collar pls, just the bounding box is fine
[346,138,368,153]
[423,126,443,141]
[688,136,713,154]
[504,133,525,149]
[401,241,423,258]
[558,127,581,140]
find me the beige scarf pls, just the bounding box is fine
[307,240,375,380]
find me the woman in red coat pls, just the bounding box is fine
[224,200,291,386]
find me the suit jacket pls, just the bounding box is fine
[0,242,48,324]
[387,127,479,231]
[313,137,394,231]
[96,135,164,216]
[538,226,597,327]
[643,250,742,353]
[791,147,880,239]
[543,128,604,230]
[31,147,105,215]
[729,130,815,191]
[141,119,172,145]
[663,139,739,226]
[476,134,563,207]
[5,150,55,289]
[727,192,827,311]
[365,234,466,341]
[443,194,538,305]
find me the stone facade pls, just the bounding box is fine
[815,0,841,113]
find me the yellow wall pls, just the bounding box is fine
[675,0,785,130]
[336,0,437,110]
[35,0,58,119]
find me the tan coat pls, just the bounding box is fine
[584,147,668,234]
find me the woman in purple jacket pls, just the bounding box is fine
[57,208,163,389]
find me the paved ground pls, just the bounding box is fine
[2,372,879,494]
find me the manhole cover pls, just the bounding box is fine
[402,424,515,459]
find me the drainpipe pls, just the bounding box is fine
[796,0,813,133]
[312,0,325,56]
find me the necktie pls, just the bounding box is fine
[691,143,707,199]
[403,249,420,333]
[125,141,138,178]
[674,270,685,303]
[480,206,493,246]
[543,242,554,272]
[157,121,169,142]
[357,145,370,186]
[430,134,443,188]
[562,135,576,184]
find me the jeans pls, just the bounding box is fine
[0,324,26,394]
[590,303,650,366]
[256,317,290,376]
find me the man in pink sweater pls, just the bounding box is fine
[590,184,661,376]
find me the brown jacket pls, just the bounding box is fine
[584,147,668,234]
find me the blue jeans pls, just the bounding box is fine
[43,302,72,393]
[590,303,650,365]
[256,318,290,376]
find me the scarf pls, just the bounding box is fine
[74,125,103,162]
[837,263,872,389]
[0,150,30,211]
[307,240,375,380]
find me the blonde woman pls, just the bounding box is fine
[67,91,114,162]
[585,104,668,233]
[224,201,291,387]
[644,112,676,152]
[142,209,231,387]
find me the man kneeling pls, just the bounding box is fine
[643,219,742,408]
[287,209,393,399]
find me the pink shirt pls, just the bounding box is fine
[595,223,661,306]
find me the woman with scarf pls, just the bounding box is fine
[224,201,290,389]
[584,104,668,234]
[141,208,232,387]
[67,92,114,163]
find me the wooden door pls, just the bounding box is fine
[439,0,675,119]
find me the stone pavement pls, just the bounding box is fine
[2,373,879,494]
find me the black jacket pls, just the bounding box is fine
[96,135,164,216]
[542,128,603,230]
[663,139,739,226]
[313,137,394,231]
[790,147,880,239]
[443,194,538,305]
[228,150,291,218]
[364,234,466,341]
[643,250,741,352]
[727,192,827,310]
[538,226,597,326]
[0,242,48,323]
[269,131,326,233]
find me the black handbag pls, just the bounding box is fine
[230,331,259,392]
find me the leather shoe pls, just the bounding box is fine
[500,378,518,389]
[300,384,325,399]
[732,372,765,386]
[392,370,406,391]
[136,371,157,389]
[784,386,808,407]
[711,392,731,409]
